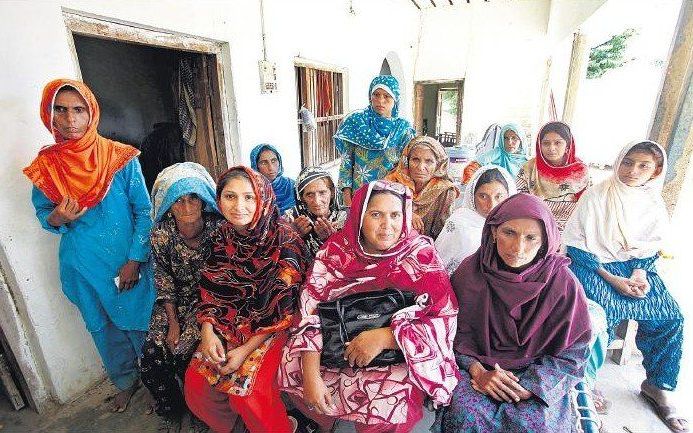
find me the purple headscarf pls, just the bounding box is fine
[451,193,591,370]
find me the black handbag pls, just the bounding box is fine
[317,288,415,368]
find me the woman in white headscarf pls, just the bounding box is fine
[564,141,686,433]
[435,164,516,274]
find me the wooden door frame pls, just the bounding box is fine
[62,9,240,172]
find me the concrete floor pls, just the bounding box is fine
[0,352,684,433]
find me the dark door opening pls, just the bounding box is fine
[73,35,227,190]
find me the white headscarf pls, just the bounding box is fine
[563,141,669,262]
[434,164,517,274]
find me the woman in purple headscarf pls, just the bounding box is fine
[435,193,592,433]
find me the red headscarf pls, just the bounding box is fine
[304,180,456,310]
[529,121,589,199]
[197,166,309,346]
[23,79,139,208]
[451,193,591,370]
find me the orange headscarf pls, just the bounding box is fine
[23,79,140,208]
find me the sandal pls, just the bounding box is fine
[592,389,612,415]
[641,390,689,432]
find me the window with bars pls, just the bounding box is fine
[295,65,345,167]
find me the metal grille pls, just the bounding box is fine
[296,66,345,167]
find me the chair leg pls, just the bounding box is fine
[610,320,638,365]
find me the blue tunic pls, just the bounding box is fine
[566,246,682,335]
[31,159,156,333]
[567,246,684,389]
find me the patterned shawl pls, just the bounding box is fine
[150,161,218,222]
[334,75,414,152]
[250,143,296,213]
[451,193,591,370]
[196,166,308,346]
[519,121,590,200]
[385,136,459,237]
[287,166,346,257]
[293,180,460,405]
[475,123,529,177]
[23,79,139,208]
[435,164,517,274]
[564,141,669,262]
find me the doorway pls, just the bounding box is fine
[413,80,464,146]
[67,16,231,190]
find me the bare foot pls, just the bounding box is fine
[111,382,139,413]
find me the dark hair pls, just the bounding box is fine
[367,189,404,205]
[539,121,572,143]
[625,142,665,168]
[216,168,250,199]
[56,85,79,95]
[474,169,509,195]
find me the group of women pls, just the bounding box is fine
[26,75,686,433]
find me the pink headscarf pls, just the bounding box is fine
[452,193,591,370]
[295,180,460,405]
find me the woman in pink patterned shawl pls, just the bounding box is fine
[278,180,460,433]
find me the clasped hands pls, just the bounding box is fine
[469,362,533,403]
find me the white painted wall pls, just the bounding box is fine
[0,0,419,405]
[415,1,553,144]
[414,0,607,146]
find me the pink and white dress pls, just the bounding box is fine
[278,181,460,427]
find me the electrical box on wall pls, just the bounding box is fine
[258,60,277,94]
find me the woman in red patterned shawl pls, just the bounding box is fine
[279,180,460,433]
[184,166,308,433]
[515,121,590,232]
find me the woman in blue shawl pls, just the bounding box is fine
[141,162,221,432]
[463,123,529,183]
[250,143,296,213]
[334,75,415,205]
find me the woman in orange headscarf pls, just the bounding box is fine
[24,79,155,412]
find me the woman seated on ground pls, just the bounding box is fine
[436,193,592,433]
[462,123,528,183]
[284,166,348,258]
[141,162,221,432]
[435,164,516,274]
[250,143,296,213]
[184,166,308,433]
[335,75,415,206]
[385,136,459,238]
[279,180,459,433]
[516,121,590,232]
[564,141,687,432]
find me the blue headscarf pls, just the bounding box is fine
[250,143,296,213]
[475,123,529,177]
[150,162,219,222]
[334,75,414,152]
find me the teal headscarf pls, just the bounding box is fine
[475,123,529,177]
[334,75,413,152]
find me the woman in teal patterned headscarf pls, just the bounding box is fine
[334,75,415,205]
[464,123,529,183]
